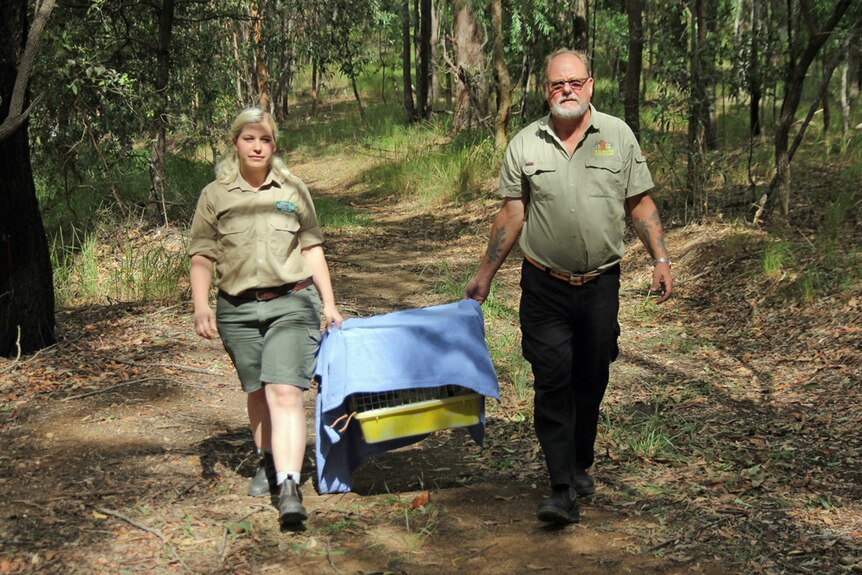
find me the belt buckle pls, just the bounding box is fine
[568,275,585,286]
[254,289,266,301]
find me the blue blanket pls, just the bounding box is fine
[314,299,500,493]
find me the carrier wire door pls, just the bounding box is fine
[347,385,482,444]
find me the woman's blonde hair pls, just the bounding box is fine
[215,107,292,184]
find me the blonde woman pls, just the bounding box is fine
[189,107,342,526]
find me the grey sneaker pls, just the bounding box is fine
[278,479,307,525]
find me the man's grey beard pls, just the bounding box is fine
[550,98,589,120]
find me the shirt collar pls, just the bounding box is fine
[227,171,282,192]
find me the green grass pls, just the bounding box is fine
[286,97,501,207]
[313,196,373,228]
[358,132,499,206]
[756,177,861,301]
[761,240,793,279]
[602,402,685,461]
[51,223,188,307]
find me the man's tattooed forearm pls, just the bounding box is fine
[632,219,651,255]
[632,211,666,258]
[486,226,506,265]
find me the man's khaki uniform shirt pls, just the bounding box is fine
[188,172,324,296]
[500,105,654,274]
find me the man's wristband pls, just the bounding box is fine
[653,257,672,267]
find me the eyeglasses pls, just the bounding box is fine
[545,77,591,94]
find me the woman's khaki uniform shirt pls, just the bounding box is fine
[188,171,324,296]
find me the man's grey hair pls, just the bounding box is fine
[543,49,591,81]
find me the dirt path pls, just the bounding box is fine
[1,152,860,574]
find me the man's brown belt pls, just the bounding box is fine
[231,278,314,301]
[524,255,602,286]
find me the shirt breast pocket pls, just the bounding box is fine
[523,163,557,201]
[584,157,624,198]
[269,212,300,257]
[217,216,253,260]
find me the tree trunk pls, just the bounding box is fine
[841,39,851,149]
[491,0,511,147]
[430,0,440,106]
[453,0,487,132]
[232,27,243,102]
[686,0,707,217]
[379,34,388,103]
[0,0,56,357]
[705,0,718,150]
[852,40,861,98]
[251,0,269,110]
[148,0,175,226]
[275,5,294,120]
[749,0,762,136]
[402,0,417,121]
[414,0,420,105]
[418,0,432,118]
[642,8,650,100]
[624,0,643,141]
[519,47,531,120]
[571,0,589,52]
[770,0,854,218]
[789,41,847,162]
[349,71,367,130]
[311,57,319,119]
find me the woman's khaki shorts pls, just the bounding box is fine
[216,285,323,393]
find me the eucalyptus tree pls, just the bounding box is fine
[507,0,586,120]
[769,0,858,218]
[418,0,433,119]
[452,0,487,131]
[491,0,512,146]
[238,0,301,119]
[1,0,57,357]
[31,0,244,227]
[298,0,383,128]
[687,0,710,216]
[624,0,644,141]
[402,0,418,121]
[571,0,589,51]
[642,0,719,215]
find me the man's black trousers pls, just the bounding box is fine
[519,260,620,488]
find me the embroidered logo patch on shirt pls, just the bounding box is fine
[594,140,616,157]
[275,201,296,214]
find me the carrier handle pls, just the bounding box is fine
[327,411,357,434]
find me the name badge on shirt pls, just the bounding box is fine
[275,201,296,214]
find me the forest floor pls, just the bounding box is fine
[1,147,861,575]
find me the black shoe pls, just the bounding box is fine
[536,486,579,524]
[247,452,277,497]
[573,468,596,497]
[278,479,307,526]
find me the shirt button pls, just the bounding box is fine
[256,258,263,263]
[570,209,575,213]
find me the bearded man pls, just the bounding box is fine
[465,48,673,524]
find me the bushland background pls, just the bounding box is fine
[1,1,861,573]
